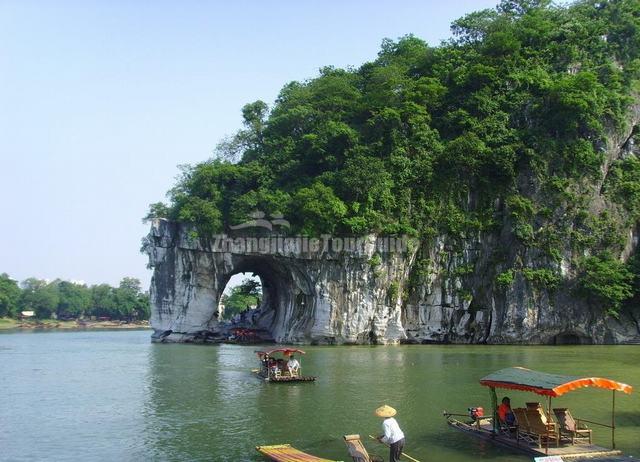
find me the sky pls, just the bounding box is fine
[0,0,501,289]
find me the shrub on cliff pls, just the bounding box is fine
[579,254,634,316]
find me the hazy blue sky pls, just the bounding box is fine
[0,0,500,288]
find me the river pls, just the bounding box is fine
[0,330,638,461]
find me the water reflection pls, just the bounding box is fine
[144,344,228,461]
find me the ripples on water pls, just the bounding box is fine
[0,330,639,461]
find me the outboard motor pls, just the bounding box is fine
[468,406,484,422]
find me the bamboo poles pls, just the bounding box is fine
[490,387,498,433]
[367,435,421,462]
[612,389,616,450]
[546,395,552,455]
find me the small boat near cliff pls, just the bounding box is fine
[444,367,635,461]
[254,348,316,382]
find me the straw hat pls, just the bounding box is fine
[375,405,397,418]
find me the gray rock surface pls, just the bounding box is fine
[142,223,414,344]
[142,218,640,344]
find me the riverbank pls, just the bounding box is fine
[0,317,149,331]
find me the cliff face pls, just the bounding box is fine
[142,221,413,344]
[402,232,640,344]
[402,105,640,345]
[143,219,640,345]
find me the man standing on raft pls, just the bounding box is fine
[375,405,405,462]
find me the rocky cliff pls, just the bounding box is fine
[402,231,640,345]
[143,221,413,344]
[402,104,640,345]
[143,207,640,346]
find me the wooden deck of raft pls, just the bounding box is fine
[256,444,340,462]
[447,418,630,460]
[255,371,317,382]
[267,375,316,382]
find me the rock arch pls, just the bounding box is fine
[142,219,410,344]
[215,256,315,341]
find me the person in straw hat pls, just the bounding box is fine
[375,404,405,462]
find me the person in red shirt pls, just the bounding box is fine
[498,397,516,426]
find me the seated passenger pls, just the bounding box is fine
[287,354,300,376]
[498,397,516,426]
[269,358,279,376]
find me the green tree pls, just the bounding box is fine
[292,183,347,235]
[113,277,149,320]
[89,284,117,318]
[216,100,269,162]
[0,273,21,318]
[144,202,170,221]
[221,278,262,319]
[19,278,59,319]
[56,281,91,318]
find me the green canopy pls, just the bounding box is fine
[480,367,633,397]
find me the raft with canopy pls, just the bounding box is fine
[444,366,634,460]
[254,348,316,382]
[256,444,340,462]
[480,367,632,449]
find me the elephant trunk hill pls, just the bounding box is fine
[142,1,640,344]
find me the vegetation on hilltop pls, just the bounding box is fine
[147,0,640,316]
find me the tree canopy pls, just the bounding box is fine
[149,0,639,236]
[0,274,21,318]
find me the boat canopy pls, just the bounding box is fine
[256,348,306,357]
[480,367,633,397]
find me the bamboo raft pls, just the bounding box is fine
[258,372,316,382]
[445,366,635,461]
[255,348,317,383]
[446,416,630,460]
[256,444,341,462]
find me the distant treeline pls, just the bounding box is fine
[0,273,150,321]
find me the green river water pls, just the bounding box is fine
[0,330,638,462]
